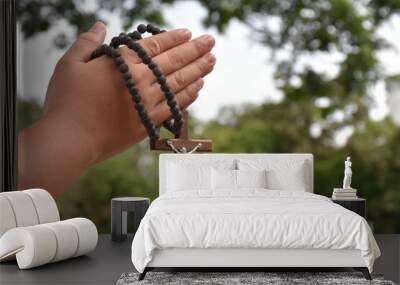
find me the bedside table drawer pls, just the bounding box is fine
[331,199,366,218]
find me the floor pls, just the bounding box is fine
[374,234,400,284]
[0,234,398,285]
[0,235,133,285]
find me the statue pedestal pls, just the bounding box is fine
[332,187,358,200]
[333,188,357,192]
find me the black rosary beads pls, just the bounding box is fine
[90,24,184,140]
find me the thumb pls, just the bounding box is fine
[65,21,106,62]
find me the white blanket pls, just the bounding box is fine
[131,190,380,272]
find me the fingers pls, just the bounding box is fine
[64,21,106,62]
[116,28,192,65]
[152,35,215,75]
[149,79,204,125]
[138,28,192,57]
[144,53,215,106]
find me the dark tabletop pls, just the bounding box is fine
[1,234,398,285]
[112,197,149,202]
[0,235,134,285]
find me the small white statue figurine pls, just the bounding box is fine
[343,156,353,189]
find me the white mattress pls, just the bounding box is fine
[131,190,380,273]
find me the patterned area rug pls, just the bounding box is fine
[116,272,395,285]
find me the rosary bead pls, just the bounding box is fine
[95,46,104,56]
[148,62,157,70]
[114,56,124,66]
[104,45,113,56]
[157,75,166,84]
[140,112,149,122]
[119,63,129,73]
[147,24,155,33]
[167,100,176,108]
[129,31,142,40]
[153,67,163,78]
[149,130,158,139]
[175,115,183,123]
[95,48,103,57]
[160,83,170,93]
[90,50,98,59]
[111,37,119,47]
[142,54,151,64]
[135,100,144,108]
[130,88,139,96]
[171,106,180,115]
[127,41,140,52]
[135,102,145,112]
[143,117,153,127]
[131,95,141,104]
[129,85,138,94]
[174,124,183,134]
[123,71,132,80]
[110,48,120,58]
[126,79,135,89]
[130,88,139,97]
[163,120,174,130]
[142,119,152,129]
[174,117,183,126]
[152,27,161,34]
[137,24,147,34]
[165,91,175,100]
[137,48,147,59]
[137,104,147,114]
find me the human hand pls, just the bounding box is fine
[18,21,216,197]
[45,21,216,162]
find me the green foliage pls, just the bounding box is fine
[16,97,42,131]
[17,1,400,233]
[17,0,171,48]
[58,144,159,233]
[347,119,400,231]
[204,104,400,233]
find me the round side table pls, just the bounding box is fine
[111,197,150,242]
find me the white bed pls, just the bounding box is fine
[131,154,380,280]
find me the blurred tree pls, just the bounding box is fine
[17,0,170,48]
[58,144,160,233]
[17,1,400,232]
[16,97,42,131]
[202,103,400,232]
[17,0,400,138]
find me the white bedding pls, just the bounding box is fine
[131,190,380,273]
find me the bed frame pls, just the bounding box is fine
[139,154,371,280]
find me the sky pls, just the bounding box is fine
[17,1,400,122]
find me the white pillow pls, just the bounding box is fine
[212,168,236,190]
[238,159,308,191]
[236,169,267,189]
[167,162,212,192]
[267,166,306,191]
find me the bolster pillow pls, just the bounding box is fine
[0,189,60,237]
[0,218,98,269]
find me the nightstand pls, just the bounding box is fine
[331,198,366,218]
[111,197,150,242]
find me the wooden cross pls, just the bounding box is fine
[150,110,212,153]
